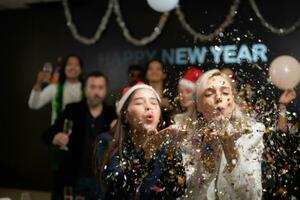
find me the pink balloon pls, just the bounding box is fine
[269,55,300,90]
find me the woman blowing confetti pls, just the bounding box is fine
[181,69,264,200]
[94,82,186,199]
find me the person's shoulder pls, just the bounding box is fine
[47,83,57,87]
[239,121,265,144]
[236,121,265,149]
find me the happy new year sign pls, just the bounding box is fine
[100,43,268,66]
[161,43,268,65]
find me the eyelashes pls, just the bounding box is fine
[204,92,229,97]
[134,101,159,106]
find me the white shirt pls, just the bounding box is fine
[28,82,82,124]
[181,122,264,200]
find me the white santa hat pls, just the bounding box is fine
[116,82,161,116]
[179,67,203,91]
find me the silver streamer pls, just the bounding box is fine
[175,0,240,41]
[62,0,299,46]
[249,0,300,35]
[62,0,113,45]
[112,0,170,46]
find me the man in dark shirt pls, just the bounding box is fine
[43,71,117,200]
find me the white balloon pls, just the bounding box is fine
[269,55,300,90]
[146,0,179,12]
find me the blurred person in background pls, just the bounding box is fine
[28,54,84,124]
[43,71,117,200]
[146,60,173,126]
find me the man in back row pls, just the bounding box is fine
[43,71,117,200]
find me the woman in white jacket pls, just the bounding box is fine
[182,69,264,200]
[28,54,84,124]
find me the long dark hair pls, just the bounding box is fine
[58,54,83,84]
[54,54,84,116]
[93,90,164,191]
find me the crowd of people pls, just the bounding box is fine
[28,54,299,200]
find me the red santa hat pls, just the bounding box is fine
[179,67,203,91]
[116,82,161,116]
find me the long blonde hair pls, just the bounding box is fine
[173,106,197,131]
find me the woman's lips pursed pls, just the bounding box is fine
[145,114,154,123]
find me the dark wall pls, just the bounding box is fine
[0,0,299,191]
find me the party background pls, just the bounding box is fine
[0,0,299,192]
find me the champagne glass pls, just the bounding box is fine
[60,119,73,151]
[41,62,53,85]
